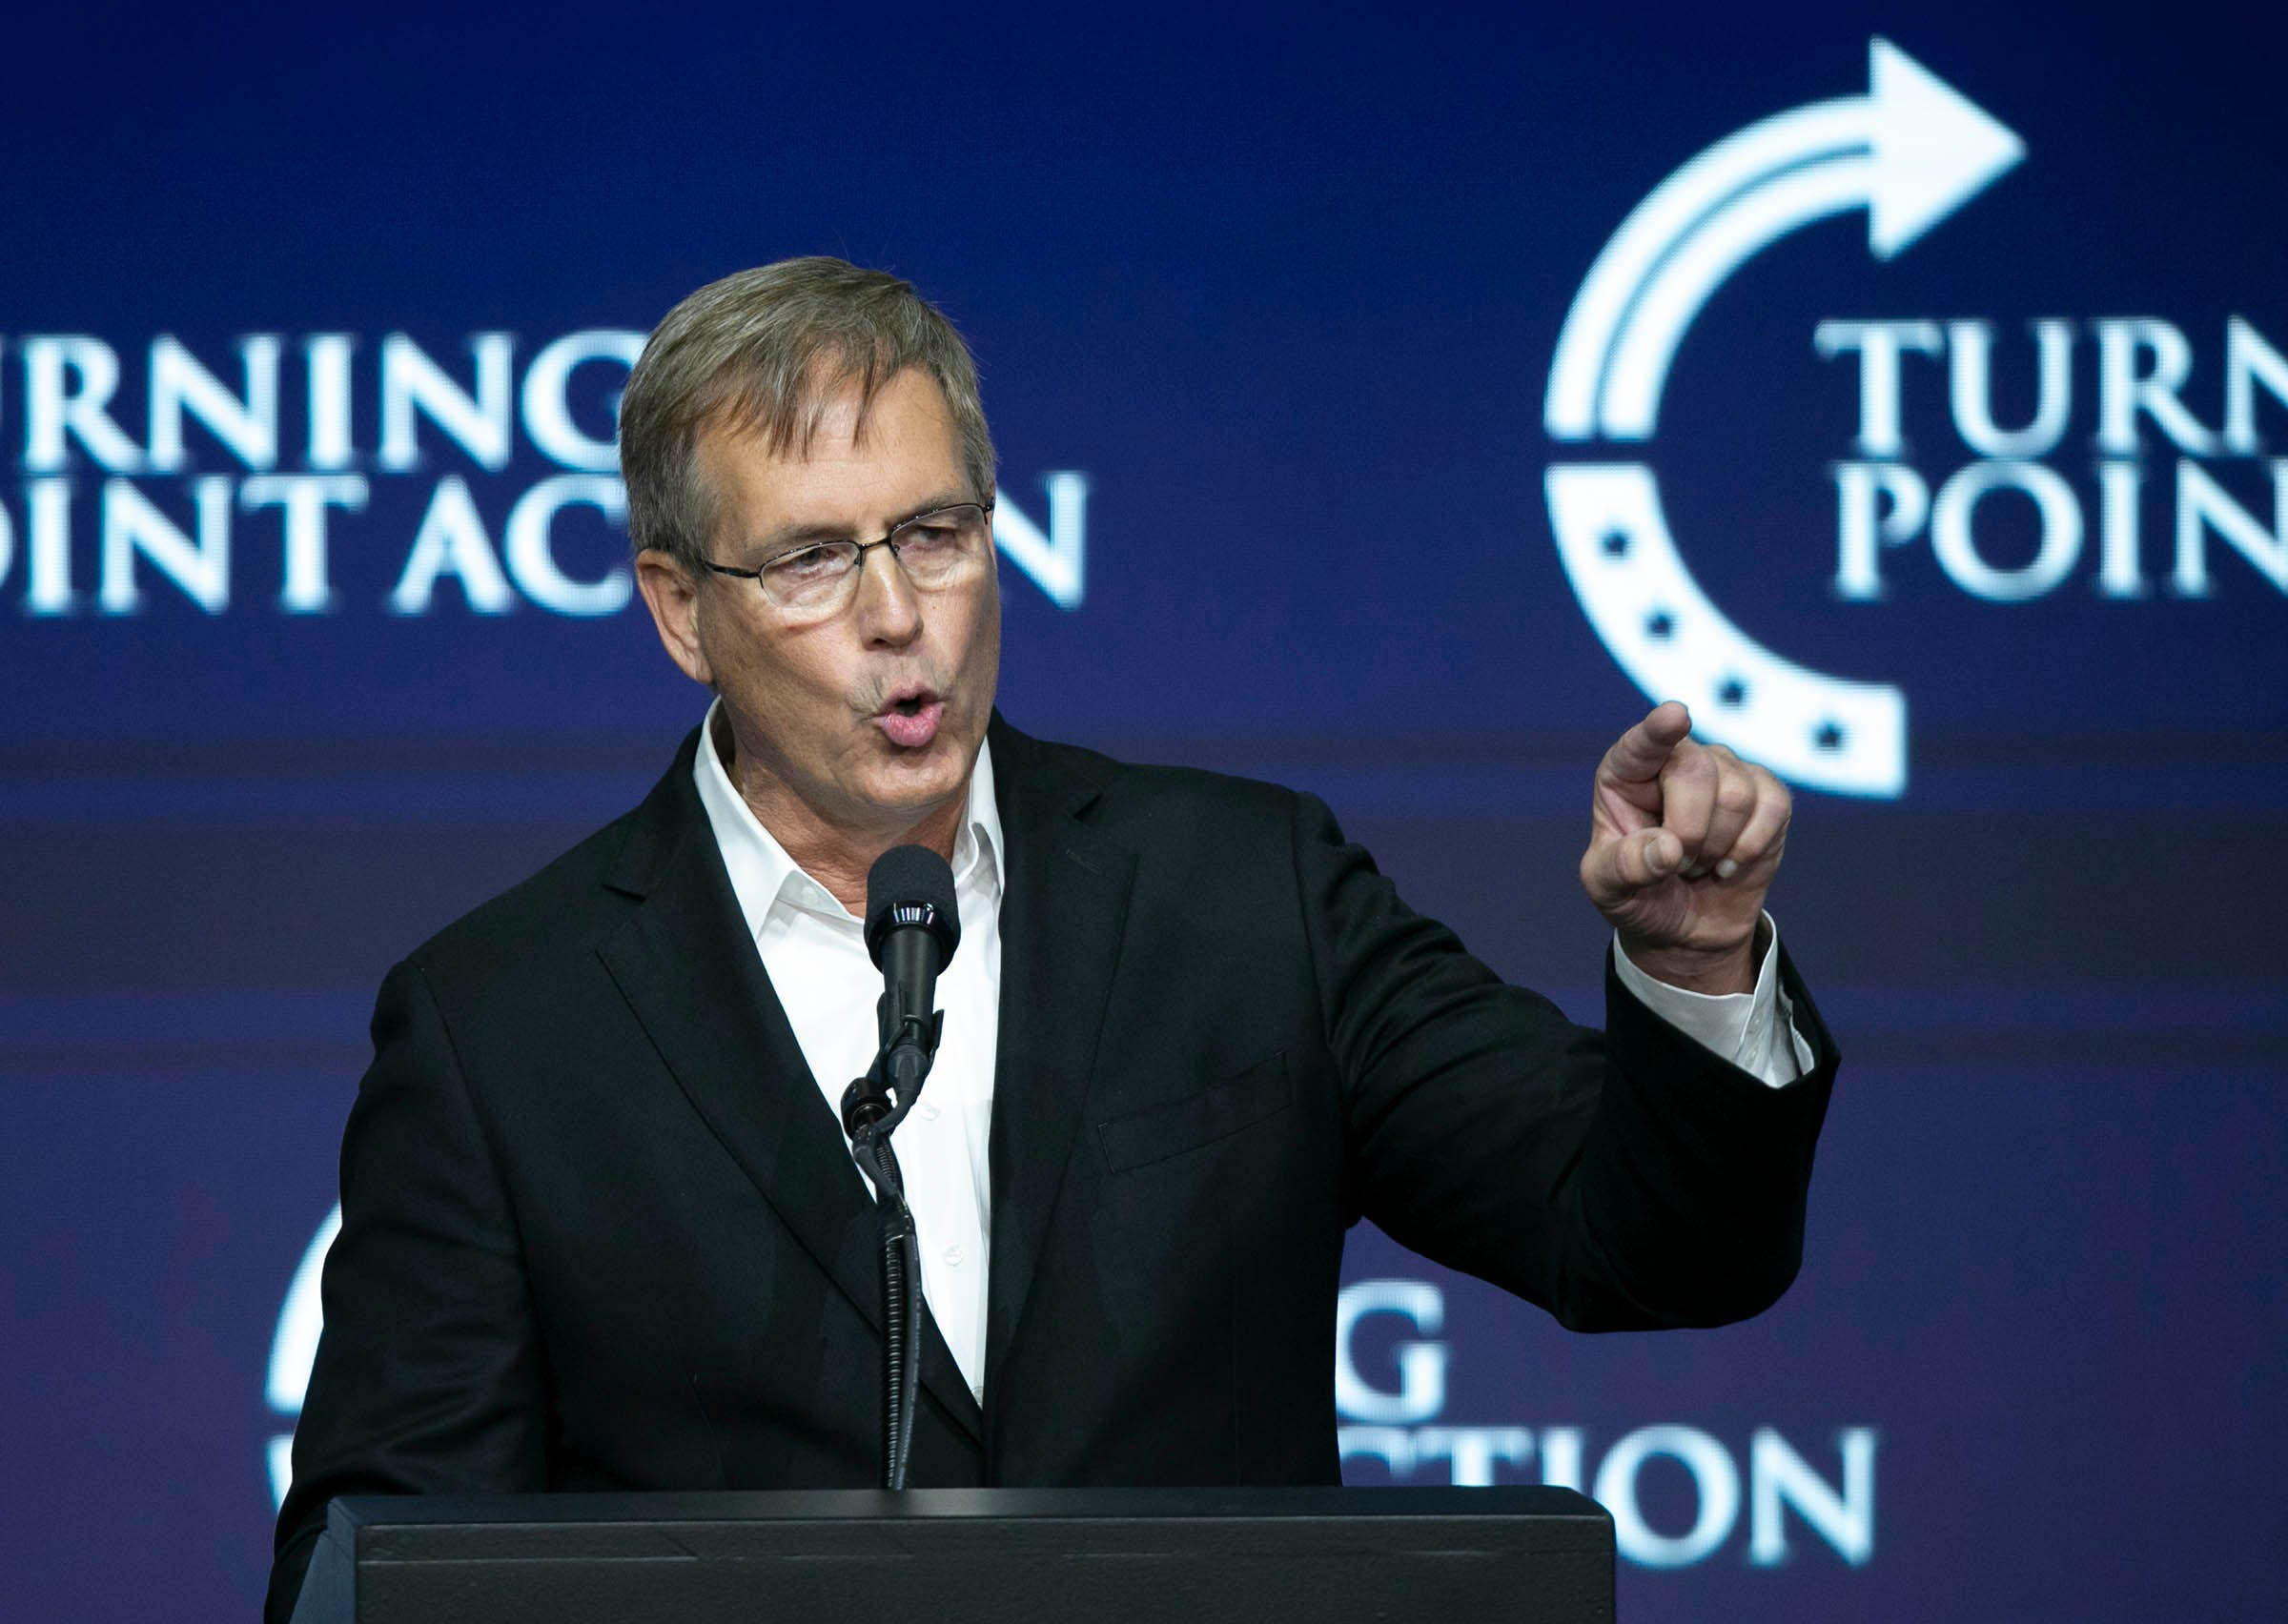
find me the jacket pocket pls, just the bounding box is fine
[1095,1051,1292,1174]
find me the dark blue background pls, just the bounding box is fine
[3,4,2282,1620]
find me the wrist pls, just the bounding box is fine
[1618,919,1766,997]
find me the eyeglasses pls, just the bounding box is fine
[700,501,994,619]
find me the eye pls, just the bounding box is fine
[897,522,961,555]
[764,544,848,582]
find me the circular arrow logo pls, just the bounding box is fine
[1542,38,2023,796]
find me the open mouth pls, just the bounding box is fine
[874,687,946,749]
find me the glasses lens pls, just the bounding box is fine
[760,543,860,612]
[892,507,990,586]
[751,508,989,614]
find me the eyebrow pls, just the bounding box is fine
[746,492,976,556]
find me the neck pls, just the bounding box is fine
[714,711,967,916]
[773,800,965,918]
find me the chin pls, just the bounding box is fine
[861,740,969,809]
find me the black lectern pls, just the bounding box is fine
[289,1487,1613,1624]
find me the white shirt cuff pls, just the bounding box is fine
[1610,912,1814,1088]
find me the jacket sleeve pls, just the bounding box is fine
[265,959,548,1624]
[1293,789,1839,1331]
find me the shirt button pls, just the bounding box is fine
[943,1245,964,1267]
[919,1102,941,1121]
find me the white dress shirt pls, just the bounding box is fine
[693,699,1809,1401]
[695,700,1003,1402]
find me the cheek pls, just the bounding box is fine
[699,626,794,719]
[699,604,832,706]
[957,588,1003,690]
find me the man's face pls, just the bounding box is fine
[641,367,1000,843]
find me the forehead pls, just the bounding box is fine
[697,366,967,537]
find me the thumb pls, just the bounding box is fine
[1582,825,1682,903]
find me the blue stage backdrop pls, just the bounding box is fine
[4,5,2283,1620]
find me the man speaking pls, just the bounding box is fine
[269,258,1837,1622]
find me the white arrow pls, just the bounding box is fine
[1539,39,2019,797]
[1545,37,2022,441]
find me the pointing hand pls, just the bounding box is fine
[1578,701,1791,995]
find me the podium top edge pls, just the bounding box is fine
[332,1486,1605,1530]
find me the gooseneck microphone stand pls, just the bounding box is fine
[840,999,945,1492]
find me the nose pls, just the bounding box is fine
[851,542,923,647]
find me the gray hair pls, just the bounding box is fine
[619,257,997,567]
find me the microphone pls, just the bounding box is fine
[843,844,961,1132]
[839,844,960,1493]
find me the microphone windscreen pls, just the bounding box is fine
[864,844,961,969]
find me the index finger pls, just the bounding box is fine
[1598,700,1694,785]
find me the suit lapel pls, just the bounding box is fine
[594,730,983,1445]
[982,718,1137,1415]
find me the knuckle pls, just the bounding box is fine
[1673,746,1718,782]
[1669,781,1716,819]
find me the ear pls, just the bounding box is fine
[634,549,714,686]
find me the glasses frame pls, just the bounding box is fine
[698,500,996,616]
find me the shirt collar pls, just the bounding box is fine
[693,695,1003,940]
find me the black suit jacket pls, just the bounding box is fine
[268,715,1838,1622]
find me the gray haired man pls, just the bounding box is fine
[271,255,1835,1624]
